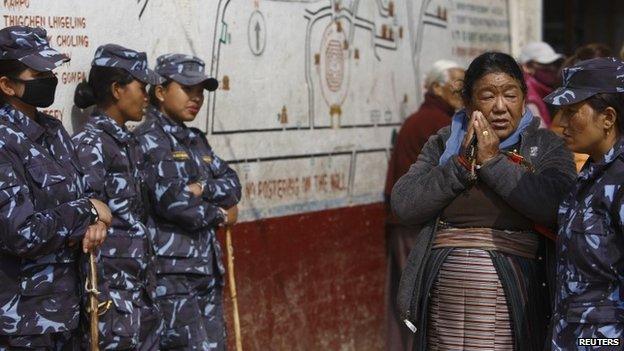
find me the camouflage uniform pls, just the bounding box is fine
[73,113,162,350]
[0,26,98,350]
[72,44,163,350]
[544,58,624,350]
[552,139,624,350]
[135,54,239,350]
[0,106,96,350]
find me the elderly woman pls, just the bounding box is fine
[545,58,624,350]
[392,52,577,350]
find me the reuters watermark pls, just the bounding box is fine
[577,338,621,347]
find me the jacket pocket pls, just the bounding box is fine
[100,289,140,348]
[566,301,624,324]
[101,255,143,291]
[571,209,608,236]
[156,275,203,348]
[20,263,76,296]
[25,160,71,208]
[154,227,203,258]
[26,161,67,188]
[99,235,147,259]
[0,163,20,207]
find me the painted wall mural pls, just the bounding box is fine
[1,0,511,221]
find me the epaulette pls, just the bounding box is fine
[133,119,163,137]
[189,127,212,149]
[189,127,207,137]
[73,125,103,146]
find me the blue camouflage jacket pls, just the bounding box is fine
[72,113,155,308]
[552,137,624,349]
[134,106,241,277]
[0,103,94,335]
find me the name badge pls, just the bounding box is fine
[172,151,190,160]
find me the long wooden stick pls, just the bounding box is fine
[226,226,243,351]
[88,252,100,351]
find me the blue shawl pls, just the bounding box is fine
[438,108,534,165]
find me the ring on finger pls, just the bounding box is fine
[482,130,489,136]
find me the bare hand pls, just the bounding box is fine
[187,182,203,197]
[82,221,107,253]
[89,199,112,227]
[225,206,238,226]
[472,111,500,164]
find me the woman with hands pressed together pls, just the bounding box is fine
[0,26,111,349]
[392,52,576,351]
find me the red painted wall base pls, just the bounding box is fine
[218,203,386,350]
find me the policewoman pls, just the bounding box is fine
[135,54,241,350]
[72,44,163,350]
[546,58,624,350]
[0,26,111,349]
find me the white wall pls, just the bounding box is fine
[508,0,543,57]
[1,0,539,222]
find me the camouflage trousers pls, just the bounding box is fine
[84,289,163,350]
[156,274,226,351]
[0,330,79,351]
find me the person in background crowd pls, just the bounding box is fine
[551,43,613,172]
[383,59,464,351]
[0,26,111,349]
[560,43,612,69]
[518,41,564,128]
[72,44,163,350]
[392,52,576,351]
[135,54,241,350]
[545,57,624,351]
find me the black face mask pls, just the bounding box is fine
[12,76,59,108]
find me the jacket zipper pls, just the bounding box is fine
[404,217,440,332]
